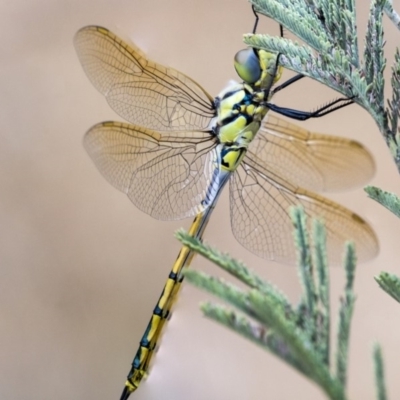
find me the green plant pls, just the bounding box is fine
[178,208,387,400]
[246,0,400,171]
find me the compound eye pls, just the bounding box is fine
[234,48,261,84]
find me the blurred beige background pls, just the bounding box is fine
[2,0,400,399]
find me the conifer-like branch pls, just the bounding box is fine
[178,207,387,399]
[375,272,400,303]
[374,344,387,400]
[365,185,400,217]
[365,186,400,312]
[246,0,400,173]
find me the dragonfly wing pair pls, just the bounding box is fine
[84,122,220,219]
[249,115,375,193]
[74,26,215,132]
[231,115,377,263]
[75,26,378,264]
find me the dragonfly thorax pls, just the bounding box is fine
[213,83,268,172]
[214,83,268,145]
[214,47,283,150]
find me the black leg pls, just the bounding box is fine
[272,74,305,94]
[280,23,284,38]
[252,5,259,34]
[266,96,355,121]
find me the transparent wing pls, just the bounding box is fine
[230,160,378,264]
[246,114,375,192]
[74,26,215,131]
[84,121,219,220]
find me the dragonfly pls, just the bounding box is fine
[74,18,378,400]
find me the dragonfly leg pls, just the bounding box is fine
[266,96,355,121]
[251,5,259,34]
[272,74,305,95]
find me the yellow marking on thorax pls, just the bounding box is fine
[254,49,283,90]
[218,88,246,120]
[219,116,248,144]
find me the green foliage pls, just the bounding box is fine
[245,0,400,172]
[364,186,400,305]
[178,207,386,399]
[335,243,356,387]
[375,271,400,303]
[365,185,400,218]
[374,344,387,400]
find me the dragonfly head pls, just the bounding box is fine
[234,48,283,90]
